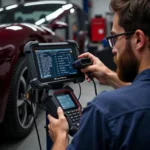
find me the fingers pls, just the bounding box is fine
[47,107,65,123]
[47,107,68,142]
[78,52,95,60]
[57,107,65,119]
[47,114,57,123]
[48,123,53,141]
[81,65,97,73]
[85,74,91,82]
[48,123,52,135]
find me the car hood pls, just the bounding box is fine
[0,23,54,33]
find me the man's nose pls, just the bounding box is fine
[112,47,117,55]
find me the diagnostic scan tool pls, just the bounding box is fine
[44,86,82,136]
[24,41,85,89]
[24,41,86,136]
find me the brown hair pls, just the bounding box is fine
[110,0,150,37]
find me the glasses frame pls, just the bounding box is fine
[106,31,135,48]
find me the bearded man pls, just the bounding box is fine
[47,0,150,149]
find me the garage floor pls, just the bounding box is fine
[0,80,113,150]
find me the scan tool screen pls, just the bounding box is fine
[56,94,76,110]
[34,48,78,82]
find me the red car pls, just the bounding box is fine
[0,0,88,138]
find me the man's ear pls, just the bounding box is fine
[134,29,146,51]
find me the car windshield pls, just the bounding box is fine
[0,3,63,24]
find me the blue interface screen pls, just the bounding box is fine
[35,48,78,79]
[56,94,76,110]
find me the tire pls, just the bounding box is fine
[4,57,39,138]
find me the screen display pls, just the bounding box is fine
[34,48,78,80]
[56,94,76,110]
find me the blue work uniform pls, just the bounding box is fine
[67,69,150,150]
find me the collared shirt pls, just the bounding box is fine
[67,69,150,150]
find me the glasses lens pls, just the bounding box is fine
[108,39,113,48]
[109,38,117,48]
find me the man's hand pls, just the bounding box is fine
[47,107,69,144]
[79,52,130,88]
[79,52,111,85]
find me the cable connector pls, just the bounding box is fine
[72,58,92,69]
[73,58,97,96]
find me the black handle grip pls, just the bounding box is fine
[72,58,92,69]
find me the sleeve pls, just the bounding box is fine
[66,102,111,150]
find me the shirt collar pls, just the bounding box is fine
[133,68,150,83]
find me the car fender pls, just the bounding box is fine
[0,23,57,123]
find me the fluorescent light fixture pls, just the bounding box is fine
[35,18,46,25]
[0,8,4,12]
[70,8,75,14]
[46,8,64,21]
[45,4,73,22]
[24,1,66,7]
[6,26,23,31]
[6,4,18,10]
[62,4,73,10]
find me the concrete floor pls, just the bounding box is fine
[0,80,113,150]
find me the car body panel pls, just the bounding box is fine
[0,23,62,123]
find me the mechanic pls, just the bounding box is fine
[47,0,150,149]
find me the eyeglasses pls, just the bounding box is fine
[106,31,135,48]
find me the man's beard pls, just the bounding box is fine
[114,40,139,82]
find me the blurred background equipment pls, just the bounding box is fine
[90,15,106,43]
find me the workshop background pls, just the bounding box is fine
[0,0,115,150]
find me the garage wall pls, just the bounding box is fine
[1,0,16,6]
[92,0,111,17]
[70,0,82,8]
[70,0,111,17]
